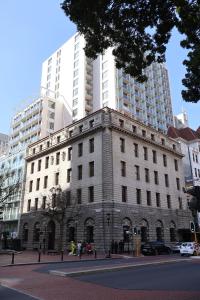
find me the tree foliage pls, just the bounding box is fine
[61,0,200,103]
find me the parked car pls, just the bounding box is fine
[141,241,172,255]
[170,242,182,253]
[180,242,200,256]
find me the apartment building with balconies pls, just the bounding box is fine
[41,33,173,133]
[19,108,191,251]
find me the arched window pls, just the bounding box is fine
[33,222,40,242]
[169,221,176,242]
[23,223,28,242]
[122,218,132,242]
[140,219,149,243]
[156,220,164,241]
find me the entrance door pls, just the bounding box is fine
[47,221,55,250]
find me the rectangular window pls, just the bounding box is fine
[77,189,82,204]
[146,191,151,206]
[119,119,124,128]
[142,130,146,137]
[121,161,126,177]
[164,174,169,187]
[68,147,72,160]
[55,172,59,185]
[79,125,83,133]
[161,138,165,145]
[89,161,94,177]
[145,168,150,183]
[47,141,50,148]
[143,147,148,160]
[42,196,46,209]
[178,197,183,209]
[88,186,94,203]
[29,180,33,192]
[136,188,141,204]
[176,178,180,190]
[156,193,161,207]
[163,154,167,167]
[120,138,125,153]
[69,130,73,137]
[89,119,94,128]
[78,143,83,157]
[45,156,49,169]
[57,136,61,143]
[154,171,159,185]
[152,150,157,163]
[151,134,155,141]
[135,165,140,180]
[133,143,139,158]
[38,159,42,171]
[67,169,72,183]
[44,176,48,189]
[31,162,34,174]
[36,178,40,191]
[35,198,38,210]
[78,165,82,180]
[56,152,60,165]
[132,125,137,133]
[174,159,178,171]
[89,138,94,153]
[122,186,127,202]
[173,144,176,151]
[27,199,31,211]
[167,195,171,208]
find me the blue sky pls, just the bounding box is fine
[0,1,199,134]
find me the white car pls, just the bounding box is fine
[180,242,200,256]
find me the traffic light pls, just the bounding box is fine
[190,221,195,232]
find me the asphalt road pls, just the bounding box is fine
[0,286,38,300]
[76,260,200,291]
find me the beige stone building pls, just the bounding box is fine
[19,107,192,252]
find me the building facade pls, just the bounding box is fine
[19,108,191,252]
[0,133,9,156]
[0,96,71,237]
[41,33,173,132]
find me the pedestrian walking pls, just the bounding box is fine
[77,241,82,257]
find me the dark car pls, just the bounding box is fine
[141,241,171,255]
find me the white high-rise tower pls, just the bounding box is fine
[41,33,173,132]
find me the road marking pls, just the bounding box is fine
[49,258,188,277]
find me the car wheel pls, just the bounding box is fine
[181,254,184,256]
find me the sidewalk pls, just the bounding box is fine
[0,250,121,266]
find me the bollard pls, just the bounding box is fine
[38,250,41,263]
[61,250,64,261]
[11,252,15,265]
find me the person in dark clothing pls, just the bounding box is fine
[119,240,124,254]
[111,240,115,254]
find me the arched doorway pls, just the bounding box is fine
[22,223,29,242]
[67,219,76,242]
[47,220,55,250]
[156,220,164,241]
[140,219,149,243]
[33,222,40,242]
[169,221,176,242]
[122,218,132,253]
[84,218,95,243]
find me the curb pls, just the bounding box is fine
[1,257,121,268]
[49,258,188,277]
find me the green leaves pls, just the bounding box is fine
[61,0,200,102]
